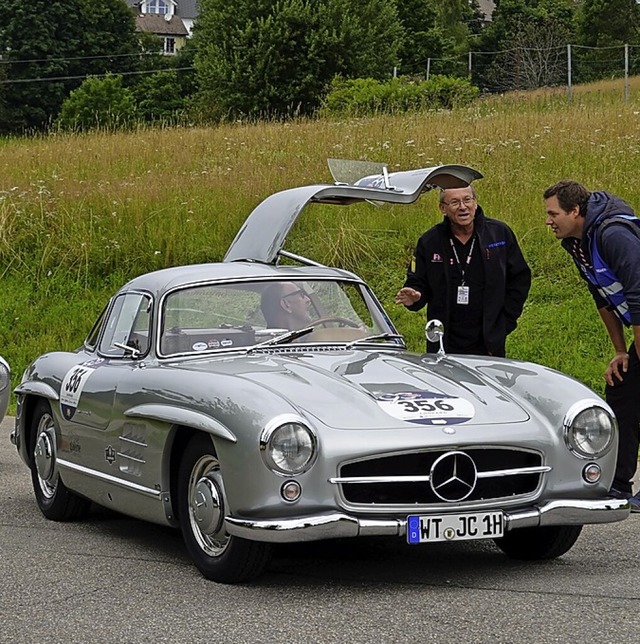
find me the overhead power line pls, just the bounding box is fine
[0,66,195,85]
[0,51,159,65]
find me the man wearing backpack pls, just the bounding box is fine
[544,180,640,511]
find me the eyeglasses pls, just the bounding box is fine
[281,289,307,301]
[442,196,476,208]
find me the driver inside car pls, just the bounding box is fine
[260,282,313,330]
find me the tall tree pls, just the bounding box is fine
[574,0,640,80]
[193,0,403,120]
[0,0,140,134]
[476,0,578,90]
[578,0,640,46]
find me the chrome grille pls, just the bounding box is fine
[335,448,546,505]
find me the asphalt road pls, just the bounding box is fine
[2,414,639,644]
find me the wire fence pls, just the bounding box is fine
[398,43,640,101]
[3,42,640,102]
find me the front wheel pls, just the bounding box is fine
[494,525,583,560]
[178,433,272,583]
[30,399,90,521]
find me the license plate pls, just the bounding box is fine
[407,511,504,544]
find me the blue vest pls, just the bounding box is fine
[577,215,640,325]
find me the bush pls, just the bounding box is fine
[56,75,137,132]
[320,75,479,116]
[130,70,187,124]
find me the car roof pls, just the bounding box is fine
[120,261,360,297]
[224,160,482,265]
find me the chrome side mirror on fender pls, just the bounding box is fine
[425,319,445,356]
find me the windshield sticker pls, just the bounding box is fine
[192,342,208,351]
[375,391,475,425]
[60,360,103,420]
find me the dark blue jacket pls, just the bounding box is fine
[562,191,640,326]
[403,207,531,356]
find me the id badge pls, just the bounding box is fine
[457,285,470,305]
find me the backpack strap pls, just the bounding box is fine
[594,214,640,239]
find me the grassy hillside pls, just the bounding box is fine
[2,78,640,406]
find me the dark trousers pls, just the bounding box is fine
[606,342,640,495]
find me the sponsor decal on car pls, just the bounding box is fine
[59,359,104,420]
[374,391,475,425]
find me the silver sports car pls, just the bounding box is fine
[11,160,628,583]
[0,356,10,423]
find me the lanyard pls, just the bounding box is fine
[449,235,476,286]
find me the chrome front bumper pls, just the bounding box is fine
[225,497,630,543]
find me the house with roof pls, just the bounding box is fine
[125,1,198,55]
[476,0,496,23]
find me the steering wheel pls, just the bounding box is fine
[307,316,361,329]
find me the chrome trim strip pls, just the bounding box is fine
[118,453,146,464]
[57,458,160,498]
[224,498,629,543]
[478,466,552,478]
[330,475,430,484]
[329,465,551,485]
[119,435,148,447]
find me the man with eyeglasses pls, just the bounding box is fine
[544,180,640,510]
[261,282,313,330]
[396,185,531,357]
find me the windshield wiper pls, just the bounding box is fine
[247,326,316,352]
[345,333,405,349]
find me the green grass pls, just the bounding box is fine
[3,78,640,409]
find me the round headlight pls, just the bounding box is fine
[564,401,616,458]
[260,415,317,475]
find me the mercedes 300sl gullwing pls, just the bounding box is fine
[11,160,628,583]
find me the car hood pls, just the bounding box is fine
[176,350,530,429]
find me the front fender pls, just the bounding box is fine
[15,380,59,401]
[124,403,237,443]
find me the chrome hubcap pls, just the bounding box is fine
[35,432,54,480]
[34,414,58,499]
[193,476,223,536]
[188,454,230,556]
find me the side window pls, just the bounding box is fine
[84,305,108,350]
[99,293,152,358]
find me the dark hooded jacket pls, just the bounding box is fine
[562,191,640,326]
[403,206,531,356]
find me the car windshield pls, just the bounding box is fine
[159,279,397,356]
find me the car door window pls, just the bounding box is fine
[84,304,108,350]
[99,292,152,357]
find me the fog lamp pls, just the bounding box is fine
[582,463,602,484]
[281,480,302,502]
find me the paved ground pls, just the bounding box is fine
[2,414,639,644]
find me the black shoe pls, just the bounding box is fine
[609,487,631,500]
[629,494,640,513]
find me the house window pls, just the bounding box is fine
[145,0,169,15]
[164,37,176,55]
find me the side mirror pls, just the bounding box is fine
[425,319,445,356]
